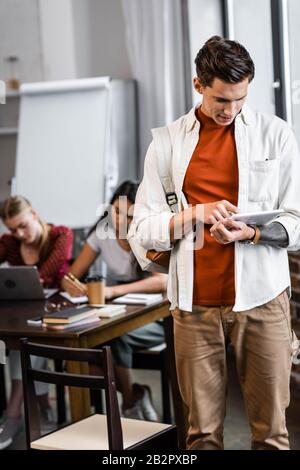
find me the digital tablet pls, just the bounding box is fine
[230,209,284,225]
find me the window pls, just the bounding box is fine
[231,0,275,114]
[188,0,224,105]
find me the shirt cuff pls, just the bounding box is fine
[275,216,299,250]
[136,212,175,252]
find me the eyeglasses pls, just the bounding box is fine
[44,301,68,313]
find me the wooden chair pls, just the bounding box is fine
[0,351,68,424]
[20,338,177,450]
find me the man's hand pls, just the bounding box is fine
[210,218,255,244]
[203,200,239,225]
[170,200,238,243]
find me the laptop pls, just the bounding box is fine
[0,266,58,300]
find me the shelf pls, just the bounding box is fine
[0,127,18,136]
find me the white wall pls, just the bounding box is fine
[0,0,132,84]
[38,0,77,80]
[73,0,132,79]
[72,0,91,79]
[188,0,224,105]
[233,0,275,114]
[0,0,44,83]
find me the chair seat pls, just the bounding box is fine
[31,414,173,450]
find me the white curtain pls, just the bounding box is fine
[121,0,187,172]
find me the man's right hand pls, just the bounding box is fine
[203,200,239,224]
[170,200,239,242]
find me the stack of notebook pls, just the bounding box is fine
[42,306,101,330]
[27,304,128,329]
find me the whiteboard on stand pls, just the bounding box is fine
[14,77,113,228]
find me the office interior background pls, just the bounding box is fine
[0,0,300,450]
[1,0,300,314]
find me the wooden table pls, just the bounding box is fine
[0,297,187,447]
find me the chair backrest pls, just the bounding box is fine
[20,338,123,450]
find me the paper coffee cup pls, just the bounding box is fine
[86,275,105,304]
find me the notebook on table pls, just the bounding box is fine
[88,304,127,317]
[112,293,163,306]
[43,306,99,324]
[28,304,126,327]
[59,291,88,304]
[42,314,101,330]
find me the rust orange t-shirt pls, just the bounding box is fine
[183,107,239,305]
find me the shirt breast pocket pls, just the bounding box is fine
[248,160,279,202]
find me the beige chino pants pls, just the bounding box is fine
[172,291,293,450]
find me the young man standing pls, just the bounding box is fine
[129,36,300,450]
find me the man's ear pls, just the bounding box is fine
[193,77,204,95]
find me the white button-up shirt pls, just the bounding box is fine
[129,105,300,312]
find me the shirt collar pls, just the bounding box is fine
[185,105,200,133]
[237,103,253,125]
[185,102,254,132]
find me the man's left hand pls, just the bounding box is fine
[210,218,255,244]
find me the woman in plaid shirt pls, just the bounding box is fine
[0,195,73,449]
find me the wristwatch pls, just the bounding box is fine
[240,225,261,245]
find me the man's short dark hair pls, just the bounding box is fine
[195,36,255,87]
